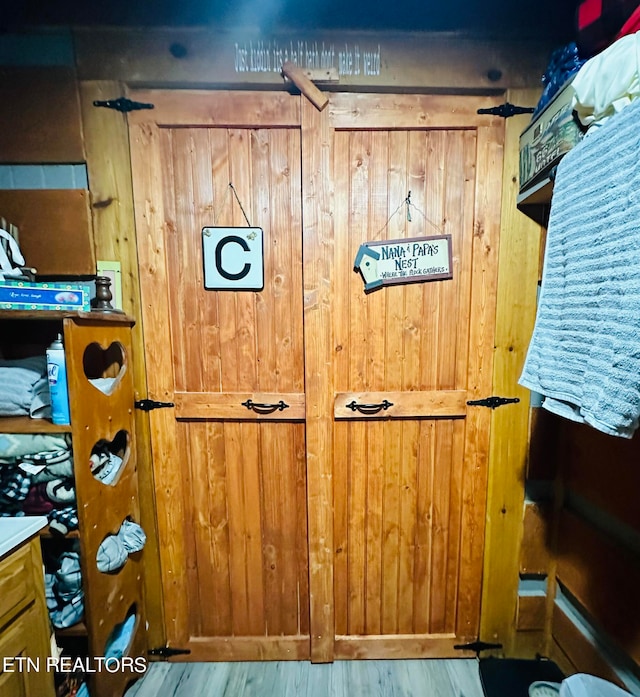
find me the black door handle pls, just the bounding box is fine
[345,399,394,415]
[242,399,289,414]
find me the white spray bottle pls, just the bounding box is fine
[46,334,71,425]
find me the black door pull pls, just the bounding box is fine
[345,399,394,415]
[242,399,289,414]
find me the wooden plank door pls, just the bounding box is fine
[128,91,310,660]
[301,94,505,660]
[129,88,504,663]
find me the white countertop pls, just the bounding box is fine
[0,516,48,558]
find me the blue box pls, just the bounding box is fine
[0,281,91,311]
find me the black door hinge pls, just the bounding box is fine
[454,640,503,653]
[467,396,520,409]
[134,399,175,411]
[93,97,155,113]
[477,103,534,118]
[148,646,191,658]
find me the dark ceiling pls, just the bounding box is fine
[3,0,579,41]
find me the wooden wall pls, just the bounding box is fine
[507,89,640,682]
[66,26,554,663]
[480,87,545,657]
[0,42,165,652]
[519,158,640,689]
[8,24,625,674]
[545,418,640,688]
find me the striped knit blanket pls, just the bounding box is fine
[519,97,640,438]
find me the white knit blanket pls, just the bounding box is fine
[519,97,640,438]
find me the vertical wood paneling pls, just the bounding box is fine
[189,129,217,390]
[457,120,504,641]
[430,421,453,633]
[164,129,198,391]
[364,131,390,635]
[333,130,351,639]
[129,118,190,646]
[228,129,258,391]
[261,425,286,636]
[301,97,336,662]
[295,426,311,637]
[182,422,205,636]
[132,92,308,658]
[205,422,233,636]
[225,423,252,635]
[184,422,231,637]
[346,129,369,637]
[347,422,367,635]
[207,128,230,390]
[253,129,275,392]
[329,97,503,648]
[480,88,544,654]
[80,80,165,650]
[131,90,503,661]
[413,421,435,634]
[427,147,453,636]
[442,132,472,635]
[397,427,418,634]
[382,132,409,635]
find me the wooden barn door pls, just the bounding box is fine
[301,94,505,660]
[128,91,310,660]
[128,89,504,661]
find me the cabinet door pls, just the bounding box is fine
[0,603,55,697]
[129,89,504,662]
[302,94,504,660]
[130,91,308,659]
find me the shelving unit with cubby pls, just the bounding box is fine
[0,310,147,697]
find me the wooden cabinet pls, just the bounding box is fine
[0,310,147,697]
[0,538,55,697]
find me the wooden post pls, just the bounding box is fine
[480,87,544,656]
[78,79,166,651]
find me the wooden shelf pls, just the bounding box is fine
[517,177,553,227]
[0,416,72,434]
[55,621,87,638]
[1,312,145,697]
[0,309,134,324]
[40,526,80,539]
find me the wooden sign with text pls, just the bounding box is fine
[354,235,453,291]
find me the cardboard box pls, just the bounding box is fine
[0,280,91,311]
[519,79,584,195]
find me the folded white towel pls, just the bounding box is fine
[520,96,640,438]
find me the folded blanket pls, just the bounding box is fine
[0,357,47,417]
[0,433,70,460]
[520,96,640,438]
[0,465,31,503]
[572,32,640,129]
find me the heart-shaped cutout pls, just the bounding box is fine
[96,518,146,575]
[90,430,129,486]
[103,603,138,659]
[83,342,127,396]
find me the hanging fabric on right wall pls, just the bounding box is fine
[519,95,640,438]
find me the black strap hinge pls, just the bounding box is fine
[477,103,534,118]
[454,640,503,653]
[93,97,155,113]
[467,396,520,409]
[148,646,191,658]
[134,399,175,411]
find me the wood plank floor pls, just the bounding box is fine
[125,658,485,697]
